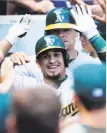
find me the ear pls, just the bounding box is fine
[6,115,16,133]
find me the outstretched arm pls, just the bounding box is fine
[0,14,31,63]
[71,5,106,62]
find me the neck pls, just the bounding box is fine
[44,75,67,89]
[68,50,77,60]
[80,107,106,128]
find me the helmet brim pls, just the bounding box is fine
[36,46,66,59]
[45,23,79,31]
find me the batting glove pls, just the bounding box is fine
[5,14,31,45]
[71,5,99,39]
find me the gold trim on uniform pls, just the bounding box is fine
[60,102,79,119]
[45,23,79,31]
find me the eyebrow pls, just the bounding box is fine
[42,50,61,56]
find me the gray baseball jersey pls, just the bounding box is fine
[12,52,101,119]
[13,63,78,119]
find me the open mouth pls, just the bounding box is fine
[47,65,59,69]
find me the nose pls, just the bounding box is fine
[49,56,56,64]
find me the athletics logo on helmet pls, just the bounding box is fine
[35,35,69,67]
[54,10,64,23]
[45,8,79,32]
[44,36,55,46]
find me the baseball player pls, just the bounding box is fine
[10,6,105,85]
[10,6,106,66]
[61,63,106,133]
[12,35,79,120]
[45,6,106,62]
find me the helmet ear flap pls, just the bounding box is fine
[63,50,69,67]
[44,31,47,35]
[66,52,70,66]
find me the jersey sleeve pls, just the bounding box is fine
[12,62,43,90]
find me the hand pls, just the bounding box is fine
[10,52,30,65]
[0,58,14,93]
[35,0,55,13]
[71,5,99,39]
[80,35,96,53]
[92,0,106,23]
[5,14,31,45]
[68,0,87,6]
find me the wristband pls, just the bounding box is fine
[5,33,18,46]
[89,34,106,53]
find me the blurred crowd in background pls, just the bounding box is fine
[0,0,104,15]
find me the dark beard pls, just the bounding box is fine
[45,73,61,81]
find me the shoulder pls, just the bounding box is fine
[59,76,74,97]
[66,67,74,79]
[69,52,101,71]
[77,52,101,63]
[62,76,74,86]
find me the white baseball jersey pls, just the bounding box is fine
[13,56,78,119]
[66,52,101,78]
[12,52,101,119]
[13,52,101,89]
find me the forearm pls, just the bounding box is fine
[0,39,12,56]
[0,77,13,93]
[89,35,106,62]
[12,0,39,11]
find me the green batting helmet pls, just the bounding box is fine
[35,35,69,67]
[45,8,79,32]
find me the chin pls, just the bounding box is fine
[48,73,61,80]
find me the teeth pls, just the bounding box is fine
[48,66,58,69]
